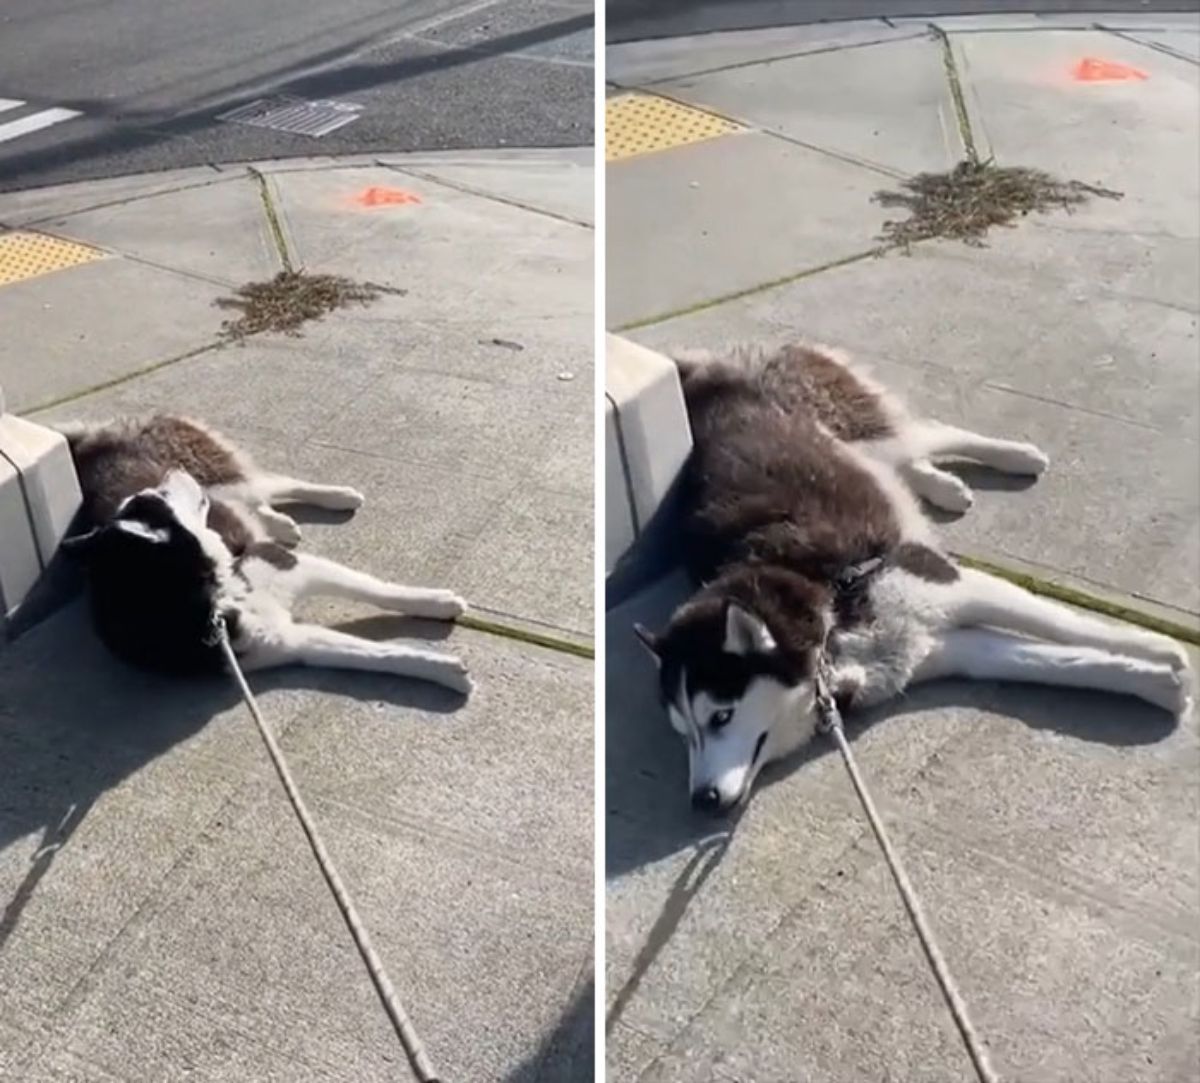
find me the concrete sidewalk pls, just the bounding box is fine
[606,14,1199,1083]
[0,150,593,1081]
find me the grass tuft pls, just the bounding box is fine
[216,271,405,339]
[874,160,1122,250]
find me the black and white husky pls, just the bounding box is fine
[634,344,1193,813]
[57,415,471,693]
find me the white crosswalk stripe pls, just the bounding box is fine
[0,100,82,144]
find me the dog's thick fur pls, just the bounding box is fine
[636,344,1193,812]
[59,415,471,693]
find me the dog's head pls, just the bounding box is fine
[636,569,830,814]
[63,469,236,673]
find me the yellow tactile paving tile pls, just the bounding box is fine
[0,230,103,287]
[606,92,742,162]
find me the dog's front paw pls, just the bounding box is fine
[261,508,302,546]
[274,517,302,546]
[925,472,974,514]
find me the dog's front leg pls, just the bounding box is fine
[256,474,365,511]
[913,420,1049,475]
[911,628,1191,716]
[237,623,472,694]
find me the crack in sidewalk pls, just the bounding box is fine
[1101,25,1200,67]
[932,25,979,166]
[379,160,593,229]
[248,167,294,273]
[1,171,245,231]
[614,248,882,332]
[629,29,927,88]
[27,342,225,415]
[460,610,593,660]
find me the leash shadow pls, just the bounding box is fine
[604,830,734,1038]
[505,973,595,1082]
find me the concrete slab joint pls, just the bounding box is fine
[605,335,692,571]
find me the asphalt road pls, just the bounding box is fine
[608,1,1200,43]
[0,0,593,192]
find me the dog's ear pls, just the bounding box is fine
[633,622,662,665]
[724,603,776,656]
[59,527,102,558]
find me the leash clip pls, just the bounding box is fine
[814,649,841,735]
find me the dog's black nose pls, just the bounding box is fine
[691,787,722,814]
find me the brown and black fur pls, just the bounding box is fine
[650,344,949,697]
[676,347,902,587]
[59,416,274,674]
[53,414,472,692]
[68,416,245,526]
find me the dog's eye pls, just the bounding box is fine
[710,708,733,731]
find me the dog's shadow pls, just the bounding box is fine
[290,507,358,527]
[923,463,1041,524]
[0,597,466,956]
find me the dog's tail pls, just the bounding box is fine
[664,348,721,395]
[47,420,100,448]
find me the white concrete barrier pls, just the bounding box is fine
[605,334,692,573]
[0,386,81,628]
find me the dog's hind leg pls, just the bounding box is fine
[912,420,1049,476]
[945,568,1189,671]
[256,474,365,511]
[913,628,1191,716]
[279,553,466,620]
[238,624,471,694]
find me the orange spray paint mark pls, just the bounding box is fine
[351,186,422,207]
[1072,58,1148,82]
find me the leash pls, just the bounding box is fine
[212,617,441,1083]
[813,653,999,1083]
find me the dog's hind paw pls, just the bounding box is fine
[1147,661,1195,719]
[1169,671,1193,720]
[431,657,473,696]
[1172,657,1196,719]
[409,591,467,621]
[324,487,365,511]
[1141,635,1192,675]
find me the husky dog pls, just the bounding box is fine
[58,415,471,693]
[634,344,1193,813]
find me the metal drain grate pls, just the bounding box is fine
[217,96,365,138]
[0,230,103,287]
[606,93,742,162]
